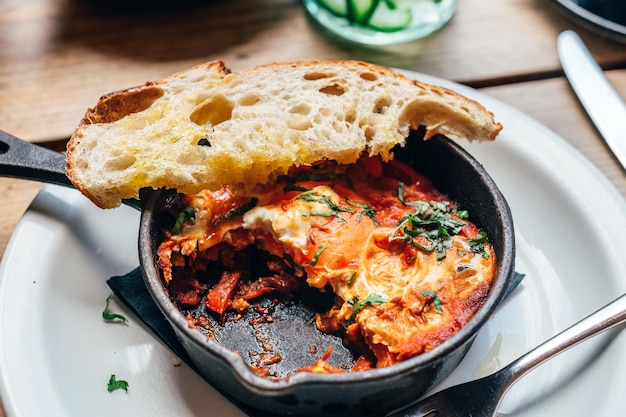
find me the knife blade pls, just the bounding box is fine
[557,30,626,172]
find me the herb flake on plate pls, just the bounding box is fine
[107,374,129,393]
[102,293,129,324]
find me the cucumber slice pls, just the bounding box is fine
[318,0,348,17]
[348,0,378,24]
[366,0,412,32]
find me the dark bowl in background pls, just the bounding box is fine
[139,132,516,417]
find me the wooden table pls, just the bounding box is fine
[1,0,625,415]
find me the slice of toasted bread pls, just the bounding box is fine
[65,60,502,209]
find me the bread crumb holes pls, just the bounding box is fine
[319,83,346,96]
[238,95,261,106]
[190,95,234,126]
[373,97,392,114]
[304,72,332,80]
[360,72,378,81]
[288,103,311,115]
[105,155,136,171]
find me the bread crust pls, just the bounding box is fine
[66,60,501,209]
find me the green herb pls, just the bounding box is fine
[468,230,490,259]
[346,293,388,326]
[102,294,128,324]
[398,183,469,219]
[389,198,469,261]
[107,374,129,393]
[420,290,443,314]
[388,214,458,261]
[347,272,358,287]
[283,253,305,271]
[171,207,195,234]
[305,246,326,267]
[434,229,454,261]
[283,183,311,193]
[345,197,380,226]
[297,192,354,222]
[455,209,469,219]
[457,248,466,256]
[397,181,407,204]
[219,198,259,221]
[283,247,325,272]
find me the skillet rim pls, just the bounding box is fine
[138,134,515,393]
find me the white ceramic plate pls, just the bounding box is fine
[1,72,626,417]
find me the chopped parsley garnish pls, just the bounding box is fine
[346,293,388,326]
[283,253,304,271]
[297,191,354,221]
[102,294,128,324]
[455,209,469,219]
[170,206,195,234]
[219,198,259,221]
[397,182,469,219]
[107,374,129,393]
[280,171,380,226]
[397,181,408,205]
[283,183,311,193]
[420,290,443,314]
[347,272,358,287]
[283,246,326,270]
[305,246,326,267]
[389,200,467,261]
[345,197,380,226]
[468,230,490,259]
[393,187,490,260]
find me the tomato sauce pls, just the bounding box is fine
[158,155,496,375]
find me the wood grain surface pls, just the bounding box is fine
[2,0,626,142]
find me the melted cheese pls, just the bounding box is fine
[242,185,338,252]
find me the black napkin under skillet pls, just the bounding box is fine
[107,268,525,417]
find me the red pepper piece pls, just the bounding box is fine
[206,271,241,315]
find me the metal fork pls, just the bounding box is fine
[388,293,626,417]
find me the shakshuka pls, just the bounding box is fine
[157,154,495,375]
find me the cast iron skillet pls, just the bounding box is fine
[0,128,515,417]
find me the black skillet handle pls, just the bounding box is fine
[0,130,142,210]
[0,130,72,188]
